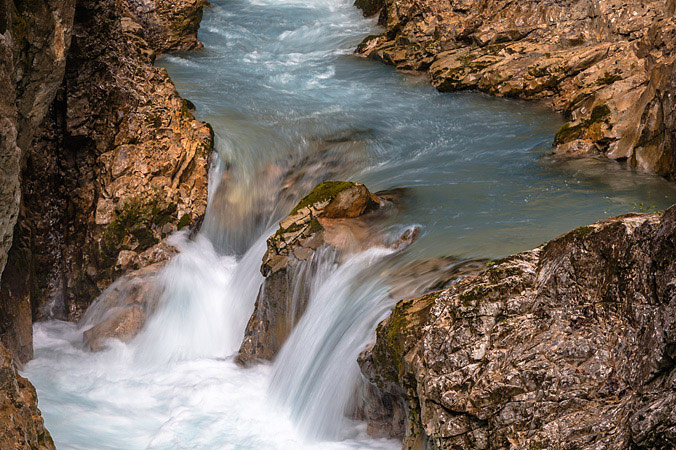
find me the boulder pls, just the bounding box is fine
[360,206,676,449]
[236,182,413,365]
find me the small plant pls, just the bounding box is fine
[633,202,662,214]
[485,260,496,267]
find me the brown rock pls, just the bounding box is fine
[355,0,676,179]
[359,207,676,449]
[0,0,213,361]
[237,182,413,366]
[0,343,54,449]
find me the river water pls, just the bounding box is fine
[23,0,676,448]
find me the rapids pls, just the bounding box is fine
[23,0,676,448]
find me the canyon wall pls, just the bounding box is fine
[356,0,676,178]
[360,208,676,449]
[0,0,211,365]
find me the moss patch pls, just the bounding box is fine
[177,213,192,230]
[290,181,355,215]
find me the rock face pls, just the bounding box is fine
[356,0,676,178]
[0,0,211,363]
[359,207,676,449]
[0,0,76,362]
[237,182,412,365]
[0,343,54,449]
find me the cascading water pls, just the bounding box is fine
[23,0,676,448]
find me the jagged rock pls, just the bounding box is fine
[0,0,76,362]
[0,0,213,365]
[237,182,412,365]
[355,0,676,179]
[0,343,54,449]
[360,206,676,449]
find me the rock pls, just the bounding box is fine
[359,206,676,449]
[0,0,76,362]
[236,182,413,365]
[0,342,54,449]
[81,263,165,352]
[0,0,213,364]
[355,0,676,179]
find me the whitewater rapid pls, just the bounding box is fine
[23,0,676,447]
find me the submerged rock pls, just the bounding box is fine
[0,343,54,449]
[236,182,415,365]
[355,0,676,179]
[359,207,676,448]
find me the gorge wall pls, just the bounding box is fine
[0,0,212,364]
[356,0,676,178]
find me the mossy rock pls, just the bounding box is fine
[290,181,356,215]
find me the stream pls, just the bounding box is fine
[23,0,676,448]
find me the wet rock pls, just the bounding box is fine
[81,263,165,352]
[0,0,76,362]
[237,182,413,365]
[355,0,676,179]
[359,206,676,448]
[0,0,213,357]
[0,343,54,448]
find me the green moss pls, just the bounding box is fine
[177,213,192,230]
[99,194,177,268]
[290,181,355,215]
[575,226,594,237]
[485,260,496,267]
[590,104,610,122]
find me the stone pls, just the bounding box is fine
[0,342,54,449]
[237,182,413,366]
[359,207,676,449]
[355,0,676,179]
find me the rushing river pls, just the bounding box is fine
[24,0,676,448]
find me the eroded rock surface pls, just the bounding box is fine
[237,182,414,365]
[0,0,212,363]
[360,207,676,449]
[356,0,676,178]
[0,343,54,449]
[0,0,76,363]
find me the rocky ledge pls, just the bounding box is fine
[356,0,676,178]
[359,207,676,449]
[236,181,419,365]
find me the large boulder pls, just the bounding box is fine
[360,206,676,449]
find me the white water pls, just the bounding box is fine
[23,0,676,447]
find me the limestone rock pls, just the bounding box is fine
[359,207,676,449]
[0,343,54,449]
[355,0,676,179]
[0,0,213,362]
[237,182,410,365]
[81,263,165,352]
[0,0,76,362]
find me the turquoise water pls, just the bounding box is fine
[24,0,676,448]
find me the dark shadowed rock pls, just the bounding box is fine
[360,206,676,449]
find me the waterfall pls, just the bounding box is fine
[270,248,396,440]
